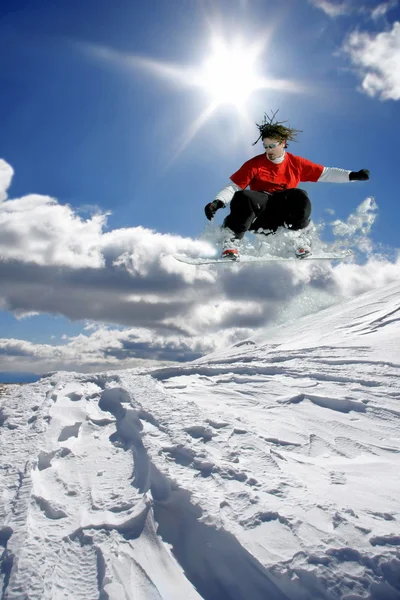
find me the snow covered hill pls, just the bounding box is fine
[1,282,400,600]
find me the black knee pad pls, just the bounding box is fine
[230,190,246,207]
[282,190,311,230]
[285,217,311,231]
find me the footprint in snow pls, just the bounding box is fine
[185,425,214,442]
[37,447,71,471]
[233,427,248,435]
[206,418,229,429]
[58,422,82,442]
[215,465,248,483]
[65,391,83,402]
[33,495,68,520]
[329,471,347,485]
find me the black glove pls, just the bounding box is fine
[205,199,224,220]
[349,169,370,181]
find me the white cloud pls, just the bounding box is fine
[331,197,378,253]
[0,159,13,202]
[332,255,400,298]
[0,194,108,268]
[343,21,400,100]
[0,158,399,371]
[309,0,353,17]
[0,326,249,373]
[371,1,398,21]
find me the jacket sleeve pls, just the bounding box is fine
[299,157,325,182]
[317,167,352,183]
[215,183,243,206]
[230,158,257,189]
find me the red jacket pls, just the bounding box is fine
[230,152,324,193]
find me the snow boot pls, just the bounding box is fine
[221,237,240,261]
[295,244,312,259]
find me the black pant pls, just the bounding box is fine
[223,188,311,240]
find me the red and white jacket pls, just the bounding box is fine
[216,151,352,205]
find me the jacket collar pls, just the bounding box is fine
[266,150,286,164]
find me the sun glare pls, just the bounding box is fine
[196,37,266,109]
[92,29,302,162]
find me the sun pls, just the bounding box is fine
[194,35,268,110]
[88,30,302,161]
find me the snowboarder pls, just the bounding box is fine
[204,112,370,260]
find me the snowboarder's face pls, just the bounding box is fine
[262,137,285,160]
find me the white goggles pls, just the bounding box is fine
[263,141,281,150]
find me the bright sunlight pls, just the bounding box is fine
[195,36,269,109]
[88,29,302,160]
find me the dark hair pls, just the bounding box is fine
[253,110,302,146]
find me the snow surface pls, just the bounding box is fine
[1,282,400,599]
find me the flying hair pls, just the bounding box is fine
[252,110,302,146]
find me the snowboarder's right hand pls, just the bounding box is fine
[205,200,224,220]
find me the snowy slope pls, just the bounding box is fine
[1,282,400,600]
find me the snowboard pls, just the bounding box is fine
[174,250,353,266]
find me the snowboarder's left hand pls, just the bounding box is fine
[205,199,224,220]
[349,169,370,181]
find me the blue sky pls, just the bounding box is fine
[1,0,400,379]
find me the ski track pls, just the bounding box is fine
[1,284,400,599]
